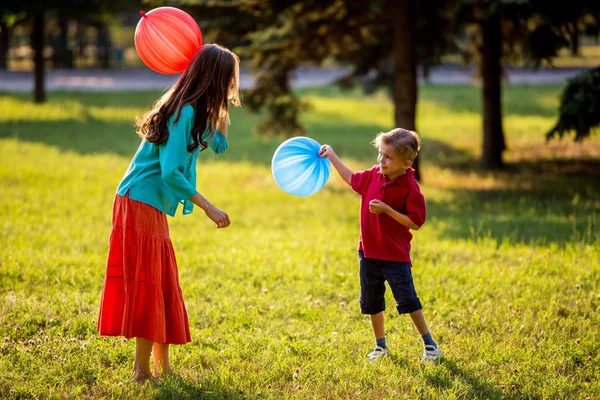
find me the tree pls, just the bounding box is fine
[5,0,141,102]
[155,0,456,181]
[453,1,600,168]
[0,11,30,70]
[32,12,46,103]
[530,1,600,59]
[0,14,9,70]
[527,2,600,142]
[452,1,535,169]
[546,67,600,142]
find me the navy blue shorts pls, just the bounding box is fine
[359,251,422,315]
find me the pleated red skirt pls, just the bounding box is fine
[97,193,191,344]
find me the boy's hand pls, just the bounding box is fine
[319,145,336,159]
[369,199,389,214]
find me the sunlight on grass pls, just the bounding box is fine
[87,106,148,123]
[1,86,599,399]
[553,43,600,68]
[0,96,147,125]
[304,94,394,128]
[0,97,86,122]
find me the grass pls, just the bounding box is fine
[440,42,600,69]
[0,84,599,399]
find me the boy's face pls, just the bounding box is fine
[377,143,412,180]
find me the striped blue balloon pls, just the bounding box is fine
[271,136,331,196]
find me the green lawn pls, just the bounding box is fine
[0,85,598,399]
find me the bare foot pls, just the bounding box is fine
[156,369,181,380]
[133,370,156,385]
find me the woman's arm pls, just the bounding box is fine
[216,113,229,138]
[189,192,230,228]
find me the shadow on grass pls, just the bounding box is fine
[0,90,163,109]
[387,354,503,398]
[0,118,141,157]
[420,84,565,118]
[2,90,598,248]
[152,375,243,400]
[298,84,566,118]
[0,110,476,169]
[439,359,504,400]
[321,166,598,245]
[425,183,598,245]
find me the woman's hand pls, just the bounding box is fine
[204,205,230,228]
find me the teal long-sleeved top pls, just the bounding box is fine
[116,104,228,217]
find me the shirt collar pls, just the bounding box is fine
[376,166,414,185]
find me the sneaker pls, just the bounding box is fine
[422,345,444,364]
[367,346,390,361]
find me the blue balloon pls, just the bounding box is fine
[271,136,331,196]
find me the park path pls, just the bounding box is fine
[0,65,588,92]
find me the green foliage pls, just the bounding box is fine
[2,0,133,16]
[152,0,454,138]
[525,23,569,68]
[547,67,600,141]
[1,86,599,398]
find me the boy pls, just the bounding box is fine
[319,128,443,363]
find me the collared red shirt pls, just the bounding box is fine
[351,166,426,263]
[116,104,228,217]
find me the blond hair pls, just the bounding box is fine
[372,128,421,162]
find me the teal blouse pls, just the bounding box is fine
[116,104,228,217]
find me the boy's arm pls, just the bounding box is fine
[369,182,426,230]
[368,200,421,229]
[319,145,353,185]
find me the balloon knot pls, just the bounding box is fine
[140,11,146,17]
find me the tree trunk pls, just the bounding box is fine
[480,12,505,169]
[570,22,580,57]
[97,23,111,69]
[32,12,46,104]
[392,0,421,181]
[57,18,73,68]
[0,21,9,70]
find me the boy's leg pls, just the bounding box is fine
[370,311,385,339]
[409,309,429,335]
[384,262,443,361]
[410,309,438,348]
[359,252,389,359]
[412,311,444,363]
[370,312,389,351]
[134,337,154,384]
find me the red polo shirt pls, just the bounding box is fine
[351,166,426,263]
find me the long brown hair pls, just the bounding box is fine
[136,43,241,152]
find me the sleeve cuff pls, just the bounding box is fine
[209,130,228,154]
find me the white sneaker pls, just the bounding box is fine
[422,345,444,364]
[367,346,390,361]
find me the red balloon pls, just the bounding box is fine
[134,7,202,74]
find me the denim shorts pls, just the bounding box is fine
[358,251,422,315]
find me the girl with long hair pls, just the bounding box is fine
[97,44,241,384]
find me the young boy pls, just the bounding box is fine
[319,128,443,363]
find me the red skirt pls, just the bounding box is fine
[97,193,191,344]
